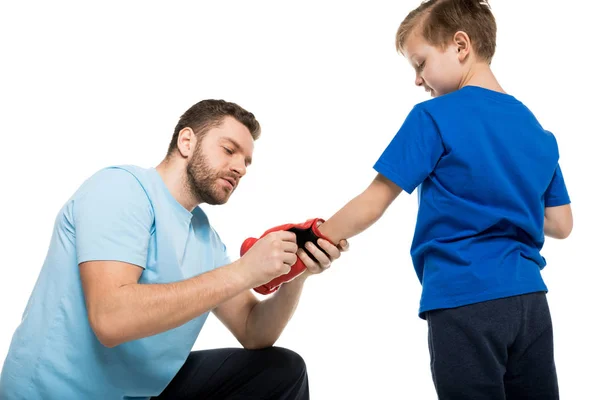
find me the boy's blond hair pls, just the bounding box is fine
[396,0,497,64]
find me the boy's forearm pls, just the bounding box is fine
[543,217,555,237]
[543,216,571,239]
[543,204,573,239]
[319,192,384,244]
[319,174,402,244]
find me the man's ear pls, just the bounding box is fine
[176,127,196,159]
[454,31,471,62]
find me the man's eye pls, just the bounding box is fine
[223,147,233,155]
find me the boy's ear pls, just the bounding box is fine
[454,31,471,62]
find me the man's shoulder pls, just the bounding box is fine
[94,164,148,180]
[84,165,152,189]
[74,165,152,204]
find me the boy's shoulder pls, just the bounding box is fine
[409,87,556,143]
[414,86,527,117]
[412,88,470,115]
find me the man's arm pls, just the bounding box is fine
[213,238,344,349]
[211,276,306,350]
[81,260,249,348]
[81,231,298,348]
[544,204,573,239]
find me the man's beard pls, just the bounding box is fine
[185,146,233,206]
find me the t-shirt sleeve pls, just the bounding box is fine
[373,105,445,194]
[74,168,154,268]
[213,229,232,269]
[544,163,571,207]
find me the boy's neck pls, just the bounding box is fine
[459,62,505,94]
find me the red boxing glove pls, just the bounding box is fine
[240,218,331,295]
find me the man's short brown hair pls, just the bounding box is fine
[167,99,261,156]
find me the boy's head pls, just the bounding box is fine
[396,0,497,97]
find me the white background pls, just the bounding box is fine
[1,1,597,398]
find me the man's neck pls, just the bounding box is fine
[155,158,199,212]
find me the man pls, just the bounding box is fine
[0,99,348,399]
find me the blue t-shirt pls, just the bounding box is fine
[0,166,231,399]
[373,86,571,318]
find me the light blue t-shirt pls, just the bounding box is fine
[374,86,570,319]
[0,166,231,399]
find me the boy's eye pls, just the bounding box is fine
[417,61,425,71]
[223,147,233,155]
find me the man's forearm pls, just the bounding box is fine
[244,273,309,348]
[96,261,250,347]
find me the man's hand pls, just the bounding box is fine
[296,222,349,277]
[236,231,298,288]
[215,224,349,349]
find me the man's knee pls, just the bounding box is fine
[269,347,306,371]
[261,347,307,381]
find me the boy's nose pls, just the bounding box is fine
[415,74,424,87]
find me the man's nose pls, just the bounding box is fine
[231,157,246,177]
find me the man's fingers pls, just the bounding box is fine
[305,242,332,268]
[277,231,297,242]
[316,239,341,260]
[283,252,297,267]
[298,249,320,273]
[281,239,299,254]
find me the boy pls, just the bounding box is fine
[315,0,572,398]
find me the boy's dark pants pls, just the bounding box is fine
[426,292,559,400]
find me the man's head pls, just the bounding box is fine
[167,99,260,205]
[396,0,497,97]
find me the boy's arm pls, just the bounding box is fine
[544,204,573,239]
[319,105,442,244]
[318,173,403,244]
[543,163,572,239]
